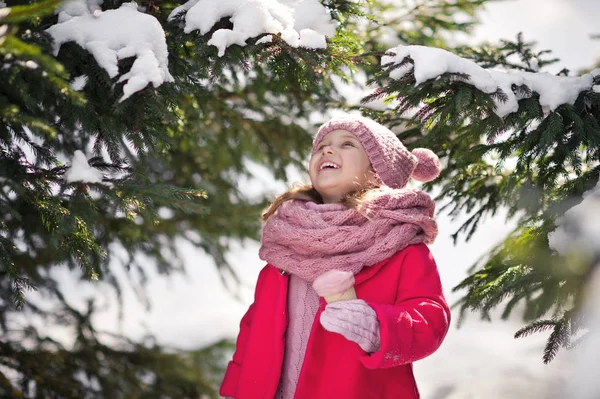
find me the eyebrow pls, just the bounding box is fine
[339,134,359,140]
[319,134,359,145]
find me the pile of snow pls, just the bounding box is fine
[169,0,338,57]
[55,0,104,21]
[548,180,600,257]
[71,75,89,91]
[47,0,174,102]
[64,150,104,184]
[382,45,600,118]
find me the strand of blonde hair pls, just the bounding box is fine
[262,181,381,221]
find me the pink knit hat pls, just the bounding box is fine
[312,115,441,189]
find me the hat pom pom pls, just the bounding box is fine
[411,148,441,182]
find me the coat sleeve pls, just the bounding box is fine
[220,265,270,397]
[360,244,450,369]
[219,302,255,397]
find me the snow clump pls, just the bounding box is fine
[47,1,174,102]
[169,0,337,57]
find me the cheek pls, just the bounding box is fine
[308,157,316,172]
[358,155,372,174]
[308,157,319,179]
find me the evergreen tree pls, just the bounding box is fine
[0,0,498,396]
[367,32,600,363]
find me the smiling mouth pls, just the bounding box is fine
[319,162,340,171]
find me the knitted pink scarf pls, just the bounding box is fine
[258,186,438,282]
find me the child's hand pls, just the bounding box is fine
[319,299,381,353]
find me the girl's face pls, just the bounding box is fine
[309,129,376,204]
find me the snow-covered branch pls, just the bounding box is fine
[383,45,600,118]
[47,1,173,102]
[64,150,104,184]
[168,0,337,57]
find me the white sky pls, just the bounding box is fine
[35,1,600,398]
[473,0,600,73]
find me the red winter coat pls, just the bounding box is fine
[220,243,450,399]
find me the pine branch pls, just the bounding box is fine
[514,319,556,339]
[541,317,571,364]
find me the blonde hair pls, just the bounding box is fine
[261,181,381,221]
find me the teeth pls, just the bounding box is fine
[320,162,340,170]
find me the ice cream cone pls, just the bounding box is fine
[324,286,356,303]
[313,270,356,303]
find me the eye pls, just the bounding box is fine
[343,141,355,147]
[317,144,326,151]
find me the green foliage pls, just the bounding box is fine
[456,32,561,72]
[367,33,600,362]
[1,0,499,395]
[0,299,233,398]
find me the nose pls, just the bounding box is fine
[321,145,334,154]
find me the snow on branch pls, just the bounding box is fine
[382,45,600,118]
[65,150,104,184]
[168,0,338,57]
[47,1,174,102]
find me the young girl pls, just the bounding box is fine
[220,115,450,399]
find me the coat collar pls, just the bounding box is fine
[354,257,390,284]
